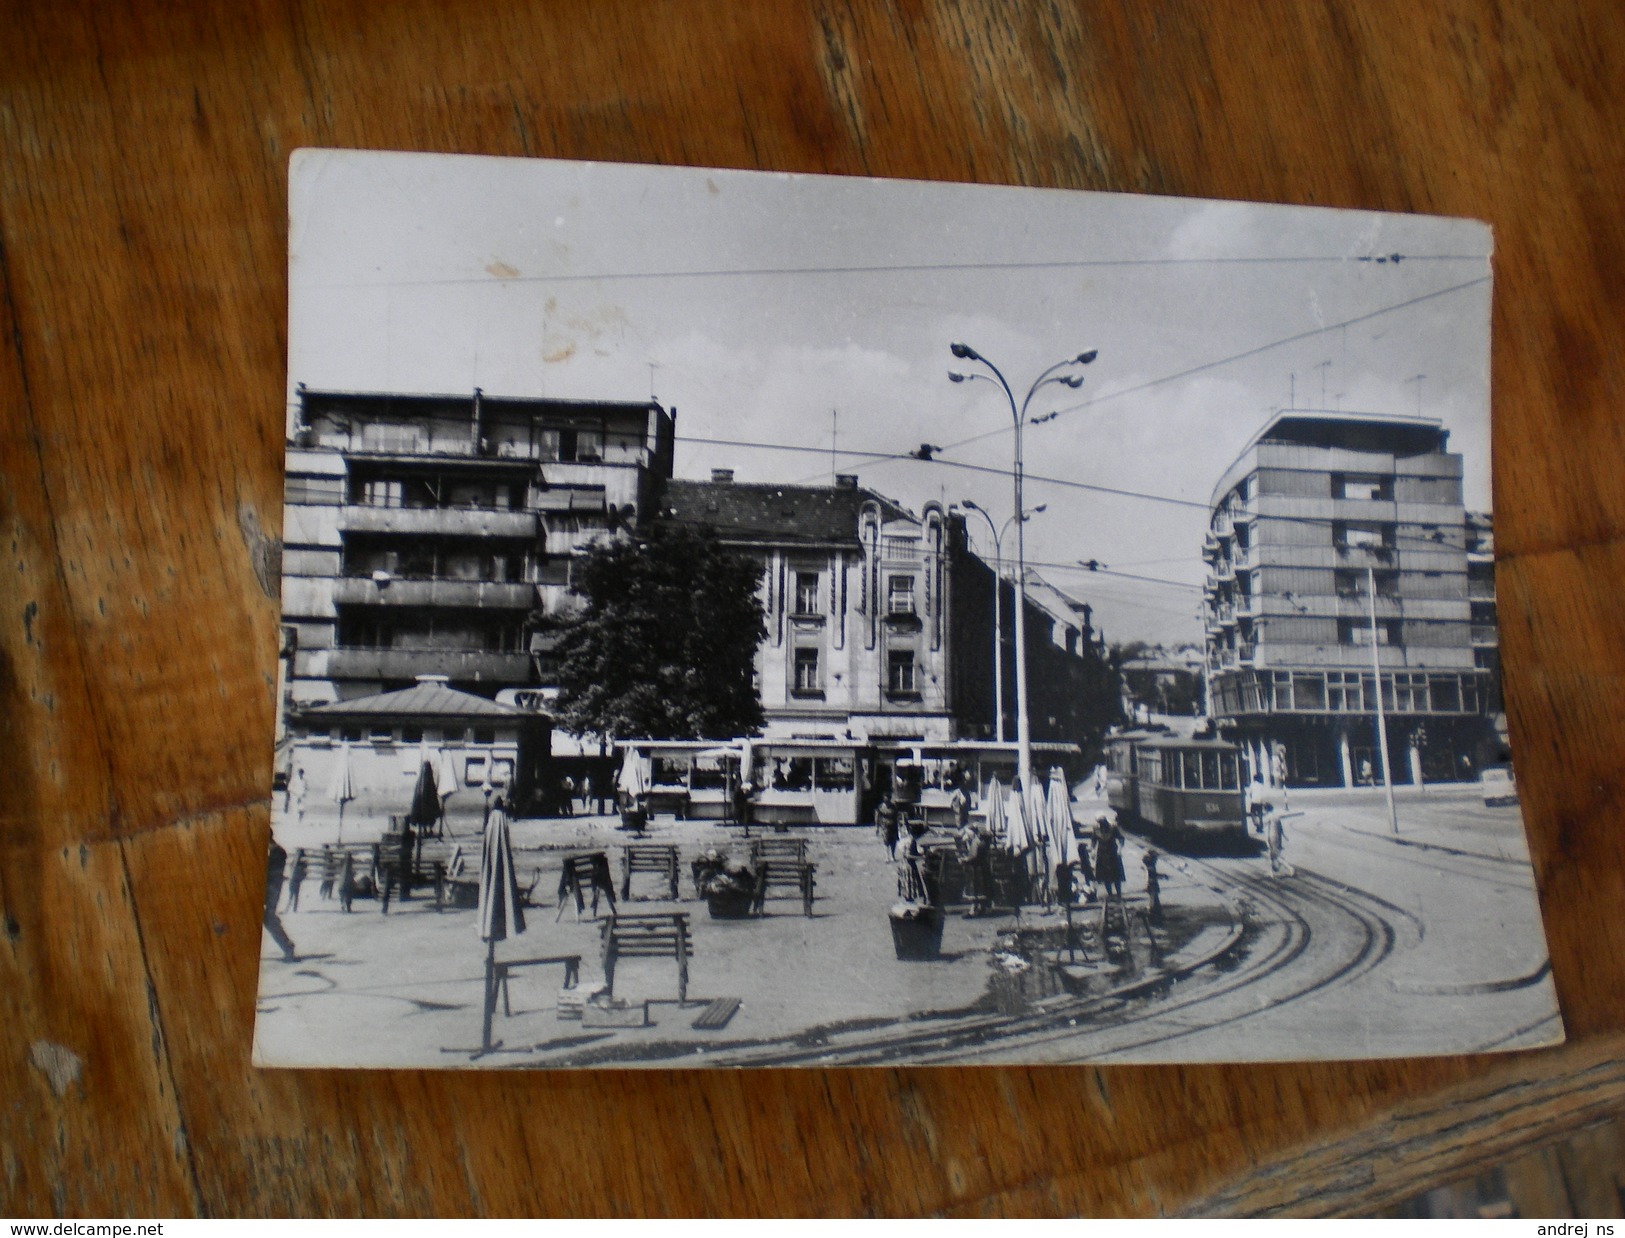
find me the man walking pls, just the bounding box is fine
[263,840,297,962]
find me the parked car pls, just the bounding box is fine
[1481,764,1518,807]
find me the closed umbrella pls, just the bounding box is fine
[1048,768,1080,869]
[616,746,650,803]
[1004,787,1031,855]
[983,776,1006,845]
[477,800,526,1053]
[408,761,441,832]
[436,748,459,834]
[329,742,355,845]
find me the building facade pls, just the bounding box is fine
[281,387,674,706]
[663,472,958,741]
[663,471,1116,755]
[1202,410,1495,787]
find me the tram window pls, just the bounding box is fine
[1201,751,1220,789]
[814,756,856,791]
[651,756,688,787]
[690,759,728,790]
[1220,754,1239,789]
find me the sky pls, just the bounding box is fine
[288,150,1494,646]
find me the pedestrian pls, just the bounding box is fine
[1246,774,1267,834]
[1263,802,1294,877]
[560,774,575,816]
[1143,848,1163,924]
[582,773,595,816]
[290,765,308,826]
[263,840,297,962]
[876,797,900,860]
[949,782,970,833]
[285,847,308,912]
[1093,763,1108,801]
[1359,758,1373,787]
[1093,813,1125,899]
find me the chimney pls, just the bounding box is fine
[834,474,858,489]
[711,468,735,484]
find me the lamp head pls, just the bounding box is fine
[948,371,967,383]
[1061,375,1085,388]
[1076,350,1098,365]
[950,342,978,361]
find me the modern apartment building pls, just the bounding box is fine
[1202,410,1495,787]
[281,387,675,706]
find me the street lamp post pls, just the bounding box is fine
[1367,565,1401,834]
[950,344,1096,792]
[960,501,1047,744]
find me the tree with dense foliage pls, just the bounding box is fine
[549,523,767,741]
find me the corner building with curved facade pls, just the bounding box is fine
[1203,410,1496,788]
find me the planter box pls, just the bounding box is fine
[705,888,755,919]
[889,904,945,960]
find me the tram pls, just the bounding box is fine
[612,737,1079,827]
[1103,729,1249,851]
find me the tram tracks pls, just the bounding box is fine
[707,859,1400,1067]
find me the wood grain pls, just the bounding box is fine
[3,0,1623,1217]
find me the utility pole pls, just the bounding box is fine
[1368,565,1400,834]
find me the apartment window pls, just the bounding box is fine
[401,727,424,744]
[794,572,821,615]
[1332,473,1393,501]
[1326,672,1363,712]
[793,647,821,694]
[1292,673,1326,710]
[473,727,496,745]
[888,649,917,694]
[1335,521,1393,550]
[1392,673,1430,712]
[368,726,394,744]
[887,575,916,614]
[1335,569,1399,597]
[1340,619,1403,647]
[361,479,403,508]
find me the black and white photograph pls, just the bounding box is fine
[256,148,1560,1069]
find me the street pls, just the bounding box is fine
[255,784,1560,1068]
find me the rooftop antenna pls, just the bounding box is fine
[648,361,659,401]
[831,408,838,485]
[1315,359,1332,405]
[1407,373,1426,417]
[1289,371,1296,409]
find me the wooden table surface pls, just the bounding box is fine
[3,0,1623,1218]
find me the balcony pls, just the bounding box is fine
[328,647,533,683]
[338,506,539,538]
[1214,558,1235,581]
[1334,543,1397,567]
[331,577,538,609]
[1232,545,1253,570]
[1471,624,1499,645]
[1211,602,1235,626]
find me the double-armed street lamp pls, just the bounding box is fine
[958,499,1047,743]
[949,343,1097,792]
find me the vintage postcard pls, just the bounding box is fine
[256,149,1560,1068]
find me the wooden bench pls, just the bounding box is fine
[600,912,693,1003]
[752,859,817,917]
[749,836,809,865]
[556,851,617,920]
[378,831,446,912]
[300,844,379,912]
[491,953,583,1018]
[620,844,680,901]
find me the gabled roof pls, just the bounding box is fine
[300,682,526,720]
[662,478,916,546]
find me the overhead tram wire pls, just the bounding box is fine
[858,273,1493,465]
[309,252,1488,292]
[675,433,1480,556]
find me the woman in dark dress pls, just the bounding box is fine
[1092,813,1126,899]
